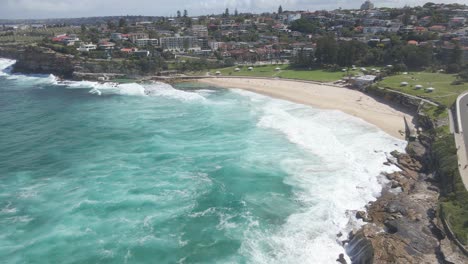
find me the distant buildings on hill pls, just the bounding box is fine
[361,0,375,10]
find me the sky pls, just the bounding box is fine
[0,0,467,19]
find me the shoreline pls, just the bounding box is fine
[197,78,467,262]
[198,77,414,140]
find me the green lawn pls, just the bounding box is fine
[378,72,468,107]
[0,35,44,44]
[199,65,355,82]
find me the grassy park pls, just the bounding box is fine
[0,26,80,44]
[378,72,468,107]
[199,64,354,82]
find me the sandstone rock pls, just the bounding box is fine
[356,211,367,220]
[440,238,468,264]
[406,141,428,165]
[336,253,347,264]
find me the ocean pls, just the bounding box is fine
[0,58,406,263]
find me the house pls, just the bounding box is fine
[98,41,116,50]
[259,35,279,43]
[450,17,467,28]
[129,33,149,43]
[399,26,414,33]
[133,50,150,57]
[408,40,419,45]
[120,48,138,54]
[110,33,123,41]
[363,26,387,34]
[77,43,97,52]
[279,13,302,24]
[52,34,79,45]
[429,25,447,32]
[414,26,428,33]
[418,16,432,27]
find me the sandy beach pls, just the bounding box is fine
[199,78,413,139]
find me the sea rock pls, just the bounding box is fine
[336,253,347,264]
[355,210,373,222]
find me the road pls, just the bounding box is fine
[454,92,468,190]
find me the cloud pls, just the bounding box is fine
[5,0,96,12]
[0,0,467,19]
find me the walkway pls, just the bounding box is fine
[453,92,468,190]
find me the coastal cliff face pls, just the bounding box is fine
[346,148,443,263]
[0,46,75,77]
[0,45,159,80]
[345,89,468,264]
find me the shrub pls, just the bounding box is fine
[447,63,461,74]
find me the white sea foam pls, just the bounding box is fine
[0,58,15,76]
[235,89,406,263]
[61,79,205,100]
[0,58,60,85]
[144,82,206,101]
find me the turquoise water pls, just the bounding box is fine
[0,59,406,263]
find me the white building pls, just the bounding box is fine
[160,36,199,51]
[350,75,377,88]
[129,33,149,43]
[191,25,209,38]
[135,38,159,47]
[77,43,97,52]
[110,33,123,41]
[363,26,387,34]
[279,13,302,24]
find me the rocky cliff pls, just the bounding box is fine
[344,88,468,264]
[0,45,75,77]
[0,45,161,80]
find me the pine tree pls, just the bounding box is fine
[183,10,188,18]
[177,10,181,18]
[118,18,127,28]
[225,8,230,17]
[234,9,238,17]
[278,5,283,14]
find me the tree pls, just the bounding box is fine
[183,10,188,18]
[225,8,230,17]
[80,24,86,33]
[292,48,315,68]
[118,18,127,28]
[177,10,181,18]
[315,36,338,65]
[451,43,463,66]
[289,19,320,34]
[234,9,238,17]
[459,68,468,81]
[337,40,368,66]
[107,20,116,30]
[278,5,283,14]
